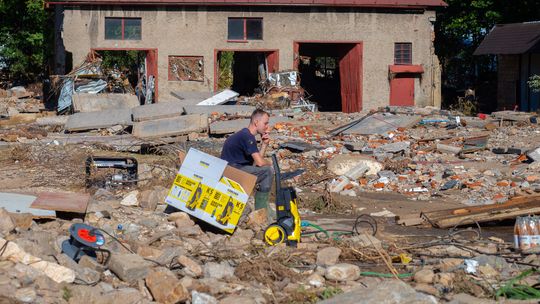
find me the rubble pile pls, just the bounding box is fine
[0,86,44,118]
[3,84,540,302]
[0,183,538,303]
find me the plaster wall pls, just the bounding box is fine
[60,6,440,110]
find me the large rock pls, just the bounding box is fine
[0,237,75,283]
[318,278,437,304]
[414,268,435,284]
[177,255,203,277]
[99,288,146,304]
[138,190,158,211]
[108,253,152,283]
[220,295,264,304]
[146,268,189,304]
[0,208,15,234]
[192,291,218,304]
[120,191,139,207]
[325,263,360,281]
[316,247,342,266]
[203,262,235,280]
[327,155,383,176]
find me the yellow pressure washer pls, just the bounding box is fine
[264,154,304,247]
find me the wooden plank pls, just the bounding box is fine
[435,206,540,228]
[31,192,90,213]
[422,195,540,219]
[422,195,540,228]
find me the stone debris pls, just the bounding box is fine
[2,98,540,303]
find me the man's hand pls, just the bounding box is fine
[261,132,270,145]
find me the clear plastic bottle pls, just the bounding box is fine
[514,217,521,249]
[530,216,540,248]
[519,216,532,250]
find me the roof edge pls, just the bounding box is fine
[46,0,447,9]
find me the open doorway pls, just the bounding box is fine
[215,50,278,95]
[294,42,362,113]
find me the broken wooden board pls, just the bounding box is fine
[132,114,208,139]
[132,101,184,122]
[421,195,540,228]
[72,93,139,113]
[31,192,90,213]
[65,109,133,132]
[492,111,535,122]
[0,193,55,217]
[396,213,426,226]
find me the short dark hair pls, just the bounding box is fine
[250,108,269,122]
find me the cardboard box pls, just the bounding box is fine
[165,148,257,234]
[178,148,227,182]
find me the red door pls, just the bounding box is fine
[339,43,363,113]
[390,75,414,106]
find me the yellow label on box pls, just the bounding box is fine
[168,174,200,204]
[219,177,246,194]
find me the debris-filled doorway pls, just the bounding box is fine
[216,50,278,95]
[294,42,362,113]
[94,49,158,104]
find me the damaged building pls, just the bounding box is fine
[47,0,445,113]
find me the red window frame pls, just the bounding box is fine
[394,42,412,65]
[227,17,263,42]
[105,17,141,40]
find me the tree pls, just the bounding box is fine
[529,75,540,93]
[0,0,49,82]
[435,0,540,109]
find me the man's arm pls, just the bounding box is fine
[254,131,271,166]
[252,152,271,167]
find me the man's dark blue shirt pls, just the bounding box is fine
[221,128,259,167]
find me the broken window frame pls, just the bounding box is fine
[168,55,204,82]
[105,17,142,40]
[394,42,412,65]
[227,17,263,42]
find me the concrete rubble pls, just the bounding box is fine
[2,88,540,303]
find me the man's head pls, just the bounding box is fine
[249,109,270,135]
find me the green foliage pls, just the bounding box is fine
[218,51,234,90]
[62,286,72,301]
[436,0,540,105]
[496,269,540,300]
[529,75,540,93]
[319,286,343,300]
[0,0,49,81]
[290,285,343,303]
[99,50,145,71]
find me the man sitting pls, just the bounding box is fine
[220,109,273,219]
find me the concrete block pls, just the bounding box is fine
[72,93,139,113]
[170,91,213,102]
[132,114,208,139]
[65,109,133,132]
[108,253,152,283]
[437,143,462,155]
[183,105,255,116]
[132,101,185,122]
